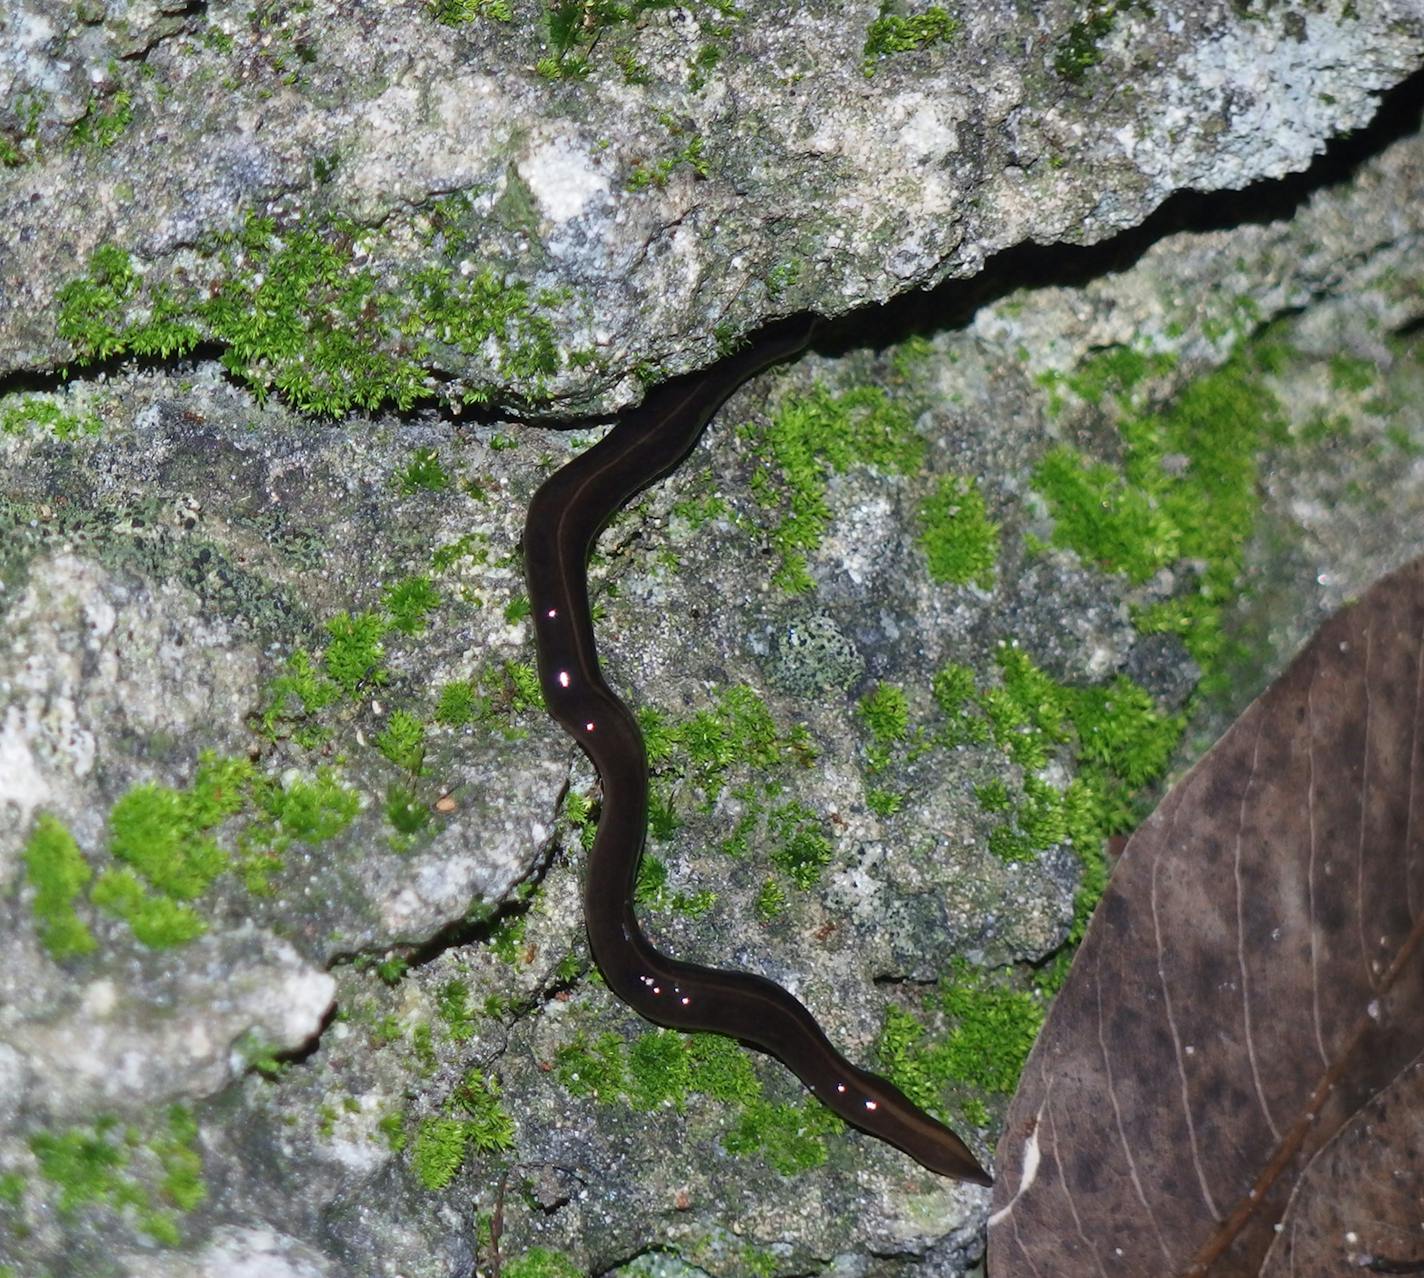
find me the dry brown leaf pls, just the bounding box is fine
[989,555,1424,1277]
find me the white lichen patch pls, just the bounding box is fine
[519,131,612,228]
[2,925,334,1120]
[125,1224,335,1278]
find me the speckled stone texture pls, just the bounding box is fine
[1,1,1422,405]
[2,4,1424,1278]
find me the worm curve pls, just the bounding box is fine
[523,316,991,1185]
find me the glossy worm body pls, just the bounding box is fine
[523,317,991,1186]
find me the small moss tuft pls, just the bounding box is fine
[767,801,833,889]
[723,1098,842,1175]
[23,815,97,959]
[375,710,426,774]
[862,1,959,75]
[751,384,925,591]
[384,575,442,634]
[411,1117,468,1190]
[91,869,207,948]
[504,1249,583,1278]
[323,611,388,695]
[919,474,998,588]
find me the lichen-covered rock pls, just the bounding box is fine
[1,1,1421,410]
[3,5,1424,1278]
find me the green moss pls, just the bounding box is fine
[932,662,991,746]
[1053,1,1149,82]
[767,801,833,889]
[384,576,442,634]
[554,1025,849,1172]
[452,1073,517,1152]
[376,956,409,985]
[688,1033,761,1104]
[239,768,359,893]
[437,980,476,1041]
[488,912,528,964]
[0,395,102,439]
[260,769,361,843]
[628,134,709,191]
[503,594,532,624]
[152,1105,206,1216]
[627,1029,693,1110]
[399,448,451,494]
[539,0,674,79]
[1031,445,1176,582]
[91,869,206,948]
[435,679,480,727]
[641,684,807,805]
[857,681,909,746]
[504,1249,583,1278]
[427,0,512,21]
[723,1098,841,1175]
[204,223,424,414]
[1038,344,1177,412]
[919,474,998,588]
[411,1022,438,1072]
[0,1172,23,1206]
[1327,352,1376,391]
[555,1031,627,1099]
[56,221,564,416]
[385,784,430,836]
[30,1121,134,1216]
[71,87,134,148]
[937,962,1044,1093]
[866,786,903,816]
[411,1117,468,1190]
[431,531,490,571]
[409,1071,515,1190]
[28,1108,202,1244]
[323,611,388,695]
[862,1,959,75]
[57,245,144,362]
[502,660,545,714]
[23,815,97,959]
[258,647,340,740]
[972,779,1011,813]
[377,1112,407,1151]
[563,789,598,849]
[375,710,426,774]
[107,765,242,900]
[1033,350,1285,688]
[876,962,1043,1120]
[751,384,925,591]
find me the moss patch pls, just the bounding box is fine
[1032,344,1287,691]
[862,2,960,76]
[22,815,96,959]
[54,225,565,417]
[918,474,999,588]
[554,1026,842,1173]
[409,1073,516,1190]
[876,961,1044,1124]
[748,384,924,591]
[1,395,102,439]
[28,1106,205,1246]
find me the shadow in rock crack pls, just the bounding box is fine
[2,68,1419,426]
[814,63,1424,362]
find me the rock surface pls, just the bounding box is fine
[2,3,1424,1278]
[2,1,1423,409]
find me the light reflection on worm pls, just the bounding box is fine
[523,316,990,1185]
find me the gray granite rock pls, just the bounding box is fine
[2,5,1424,1278]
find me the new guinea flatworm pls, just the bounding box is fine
[523,315,991,1186]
